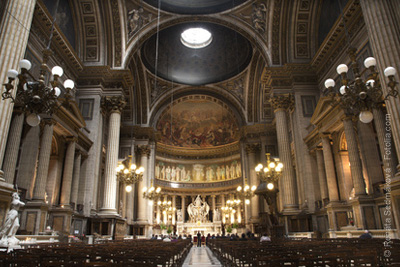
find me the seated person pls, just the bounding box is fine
[260,233,271,242]
[359,230,372,239]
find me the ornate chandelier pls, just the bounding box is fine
[143,181,162,203]
[236,183,256,205]
[255,153,283,190]
[116,155,144,192]
[324,48,398,123]
[3,52,74,127]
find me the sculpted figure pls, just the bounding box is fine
[0,193,25,247]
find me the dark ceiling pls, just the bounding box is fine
[143,0,247,15]
[141,22,253,86]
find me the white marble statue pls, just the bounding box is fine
[187,195,210,223]
[177,209,183,222]
[0,192,25,247]
[214,208,221,222]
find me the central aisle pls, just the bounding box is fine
[182,246,222,266]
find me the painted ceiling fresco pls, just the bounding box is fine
[157,100,239,148]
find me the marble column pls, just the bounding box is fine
[77,155,87,208]
[126,185,134,223]
[60,138,76,207]
[156,203,161,224]
[342,117,366,196]
[357,121,384,190]
[246,144,259,222]
[100,96,126,215]
[2,111,24,184]
[211,195,216,222]
[16,126,40,199]
[70,151,82,209]
[270,95,298,212]
[181,196,186,222]
[0,0,37,180]
[315,148,329,201]
[172,195,176,225]
[360,0,400,172]
[32,120,55,200]
[137,145,150,223]
[373,108,397,177]
[321,136,340,201]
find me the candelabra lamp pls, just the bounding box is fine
[255,153,283,190]
[143,181,162,204]
[324,47,398,123]
[2,50,75,127]
[116,155,144,192]
[236,183,257,205]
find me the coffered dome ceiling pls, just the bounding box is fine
[141,22,253,86]
[143,0,247,15]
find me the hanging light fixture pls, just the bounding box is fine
[255,153,283,190]
[236,180,256,205]
[323,1,398,124]
[116,155,144,192]
[143,182,162,204]
[2,0,74,127]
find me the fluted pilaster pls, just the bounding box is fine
[32,120,55,200]
[60,138,76,206]
[271,95,298,212]
[3,112,24,183]
[373,108,397,177]
[360,0,400,171]
[100,96,126,215]
[70,151,82,209]
[137,145,150,223]
[181,196,186,222]
[321,136,340,201]
[0,0,37,178]
[342,118,366,196]
[315,149,328,201]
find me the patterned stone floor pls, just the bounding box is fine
[182,246,222,267]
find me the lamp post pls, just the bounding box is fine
[116,155,144,192]
[324,48,398,123]
[2,52,75,126]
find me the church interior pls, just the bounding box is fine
[0,0,399,265]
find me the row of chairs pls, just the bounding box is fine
[0,239,192,266]
[208,238,400,266]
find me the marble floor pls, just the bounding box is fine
[182,246,222,267]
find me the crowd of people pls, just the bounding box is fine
[149,231,272,246]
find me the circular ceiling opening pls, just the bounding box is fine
[141,22,252,85]
[180,28,212,49]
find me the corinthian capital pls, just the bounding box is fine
[270,94,294,110]
[101,96,126,114]
[245,143,260,154]
[137,145,151,157]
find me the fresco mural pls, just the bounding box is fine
[157,100,239,148]
[155,160,241,183]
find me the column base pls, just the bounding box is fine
[282,204,300,215]
[98,208,119,217]
[0,170,4,181]
[21,200,49,235]
[48,206,74,235]
[348,195,375,230]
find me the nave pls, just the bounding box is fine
[0,237,399,266]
